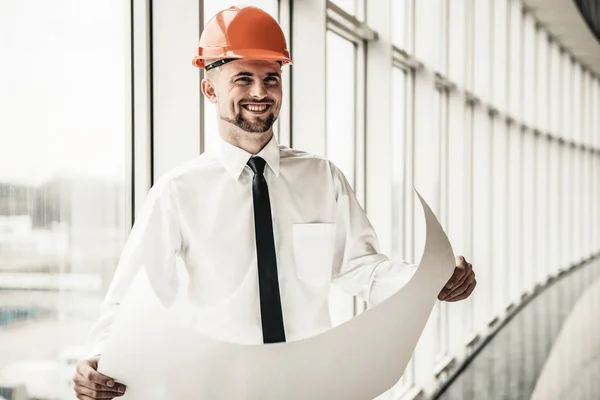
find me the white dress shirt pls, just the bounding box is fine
[86,135,417,356]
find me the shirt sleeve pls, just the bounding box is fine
[84,181,183,357]
[329,162,418,307]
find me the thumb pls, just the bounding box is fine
[78,356,116,387]
[88,355,100,368]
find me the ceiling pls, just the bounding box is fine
[574,0,600,43]
[523,0,600,78]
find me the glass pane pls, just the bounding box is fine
[522,15,536,127]
[433,88,449,363]
[572,64,582,143]
[202,0,279,153]
[492,119,509,314]
[0,1,129,398]
[492,0,508,111]
[448,0,466,86]
[387,67,416,395]
[391,0,406,48]
[560,56,572,139]
[325,31,356,327]
[391,68,406,261]
[536,31,549,133]
[560,146,571,267]
[507,125,522,303]
[521,132,535,291]
[330,0,358,18]
[548,140,561,276]
[437,0,448,73]
[508,0,522,119]
[473,0,490,102]
[472,110,492,327]
[549,43,561,135]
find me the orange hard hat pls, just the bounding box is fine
[192,5,293,69]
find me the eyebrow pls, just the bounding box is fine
[231,71,281,80]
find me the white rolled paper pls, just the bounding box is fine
[98,189,456,399]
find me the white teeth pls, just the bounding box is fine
[244,104,268,112]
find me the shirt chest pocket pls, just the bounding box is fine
[292,223,336,286]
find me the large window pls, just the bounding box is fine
[4,0,599,398]
[325,30,357,327]
[0,1,129,398]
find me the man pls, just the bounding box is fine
[72,5,476,399]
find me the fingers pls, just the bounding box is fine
[75,395,96,400]
[438,263,472,300]
[74,382,123,399]
[446,279,477,302]
[73,358,126,399]
[76,358,116,387]
[444,267,466,291]
[444,273,476,301]
[73,371,126,392]
[442,263,472,298]
[73,372,126,398]
[449,262,471,289]
[445,256,469,288]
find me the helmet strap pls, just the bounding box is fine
[205,59,284,71]
[205,58,235,71]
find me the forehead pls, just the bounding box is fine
[223,59,281,76]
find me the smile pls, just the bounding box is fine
[241,104,272,113]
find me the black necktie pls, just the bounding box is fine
[247,156,286,343]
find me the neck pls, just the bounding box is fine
[218,123,274,155]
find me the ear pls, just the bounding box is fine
[201,78,218,104]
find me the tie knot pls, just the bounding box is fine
[247,156,266,174]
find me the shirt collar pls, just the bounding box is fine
[217,134,280,180]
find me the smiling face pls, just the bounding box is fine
[202,59,283,137]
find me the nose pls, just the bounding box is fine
[248,81,268,100]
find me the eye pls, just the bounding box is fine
[236,77,252,84]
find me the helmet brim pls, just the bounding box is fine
[193,49,293,69]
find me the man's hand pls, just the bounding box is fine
[72,356,127,399]
[438,256,476,302]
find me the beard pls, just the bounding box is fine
[220,103,277,133]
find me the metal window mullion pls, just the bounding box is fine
[278,0,292,147]
[125,0,134,229]
[198,1,205,153]
[326,19,363,44]
[354,38,367,316]
[326,1,377,43]
[132,0,153,220]
[392,46,423,72]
